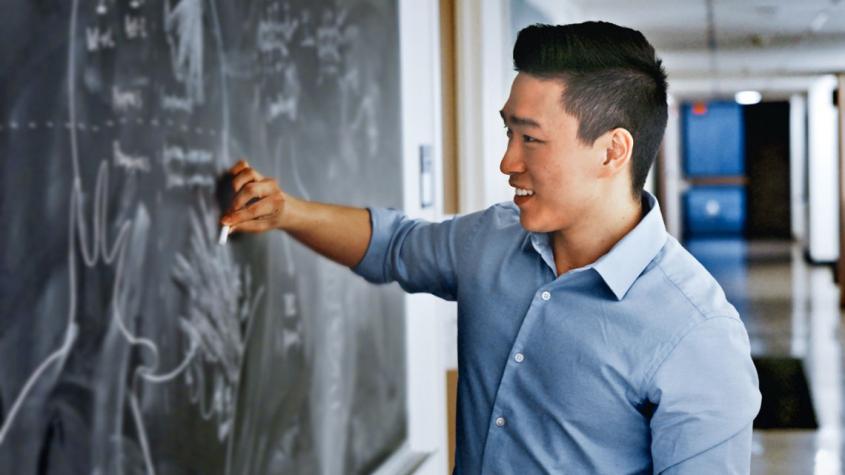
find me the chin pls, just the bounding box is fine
[518,214,544,233]
[519,211,564,234]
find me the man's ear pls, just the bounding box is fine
[599,128,634,178]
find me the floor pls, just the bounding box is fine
[686,238,843,475]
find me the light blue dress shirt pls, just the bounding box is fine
[353,193,761,474]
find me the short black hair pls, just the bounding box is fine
[513,22,668,198]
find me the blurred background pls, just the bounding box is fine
[412,1,845,473]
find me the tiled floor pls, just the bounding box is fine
[686,239,843,475]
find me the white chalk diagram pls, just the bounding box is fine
[164,0,205,106]
[257,3,379,203]
[256,6,390,474]
[1,1,399,474]
[0,1,256,474]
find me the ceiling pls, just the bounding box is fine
[523,0,845,99]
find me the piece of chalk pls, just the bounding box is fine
[218,225,230,245]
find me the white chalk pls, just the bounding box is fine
[218,225,230,245]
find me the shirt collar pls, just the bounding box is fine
[523,192,668,300]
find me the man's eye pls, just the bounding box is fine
[524,135,537,143]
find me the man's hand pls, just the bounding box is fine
[220,160,288,233]
[216,158,372,268]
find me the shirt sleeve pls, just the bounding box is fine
[659,423,752,475]
[351,207,478,301]
[647,316,762,474]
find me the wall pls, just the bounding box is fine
[397,0,450,473]
[807,75,839,263]
[455,0,511,212]
[790,94,808,242]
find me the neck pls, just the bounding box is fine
[551,192,644,276]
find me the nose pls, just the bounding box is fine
[499,140,525,176]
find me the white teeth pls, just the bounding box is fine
[514,187,534,197]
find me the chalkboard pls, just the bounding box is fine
[0,1,406,473]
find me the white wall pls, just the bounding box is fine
[806,75,839,263]
[789,94,808,242]
[393,1,449,473]
[456,0,512,212]
[661,97,684,239]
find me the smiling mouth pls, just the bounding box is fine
[514,187,534,197]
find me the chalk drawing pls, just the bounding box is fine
[172,196,265,442]
[164,0,205,104]
[310,8,355,84]
[0,1,242,473]
[0,162,129,446]
[2,1,399,473]
[347,83,380,157]
[311,261,351,475]
[266,64,300,121]
[256,3,298,57]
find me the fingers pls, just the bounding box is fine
[221,160,286,234]
[221,195,280,228]
[232,166,264,193]
[229,159,250,176]
[229,179,279,213]
[230,218,276,233]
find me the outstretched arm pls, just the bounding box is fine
[219,160,372,268]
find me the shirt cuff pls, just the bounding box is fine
[351,207,403,284]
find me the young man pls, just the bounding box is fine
[221,22,761,474]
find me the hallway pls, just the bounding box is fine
[688,239,842,474]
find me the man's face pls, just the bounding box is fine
[499,73,609,234]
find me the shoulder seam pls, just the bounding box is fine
[655,259,720,321]
[642,315,744,390]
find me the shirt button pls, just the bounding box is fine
[514,352,525,363]
[541,291,551,301]
[495,417,506,427]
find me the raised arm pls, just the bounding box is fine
[219,160,474,301]
[219,160,372,268]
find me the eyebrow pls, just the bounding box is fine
[499,109,541,129]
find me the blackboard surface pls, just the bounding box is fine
[0,1,406,473]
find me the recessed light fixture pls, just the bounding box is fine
[735,90,762,105]
[810,11,830,32]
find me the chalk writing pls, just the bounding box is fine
[124,14,148,39]
[112,86,143,112]
[86,26,115,51]
[256,3,298,57]
[162,143,216,189]
[268,94,297,121]
[161,93,194,113]
[283,293,297,318]
[112,140,150,173]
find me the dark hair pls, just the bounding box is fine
[513,22,668,198]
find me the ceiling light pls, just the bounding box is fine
[810,11,830,32]
[735,90,762,105]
